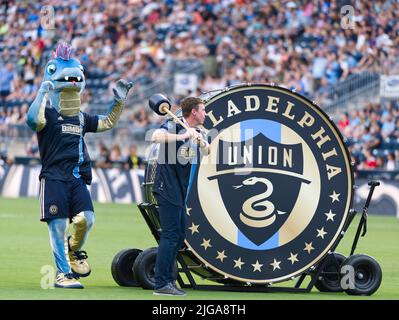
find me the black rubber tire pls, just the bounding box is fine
[315,253,346,292]
[133,247,178,290]
[341,254,382,296]
[111,248,142,287]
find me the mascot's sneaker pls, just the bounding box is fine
[54,273,84,289]
[68,249,91,277]
[67,236,91,277]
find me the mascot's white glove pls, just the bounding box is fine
[113,79,134,102]
[97,79,134,132]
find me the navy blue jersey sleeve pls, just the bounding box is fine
[83,113,99,133]
[160,121,168,131]
[160,120,184,134]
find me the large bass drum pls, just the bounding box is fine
[143,84,354,285]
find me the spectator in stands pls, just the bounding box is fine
[131,108,149,128]
[0,151,11,166]
[109,144,123,163]
[349,109,361,127]
[325,52,342,85]
[0,110,6,136]
[364,124,382,151]
[125,145,144,170]
[350,153,360,178]
[19,104,28,124]
[392,118,399,139]
[359,149,377,170]
[395,150,399,169]
[23,57,36,86]
[381,114,396,139]
[338,112,349,132]
[26,134,39,157]
[386,153,397,171]
[95,142,112,169]
[0,63,15,103]
[312,49,328,91]
[376,155,385,169]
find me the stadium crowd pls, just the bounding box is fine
[1,0,399,171]
[341,100,399,172]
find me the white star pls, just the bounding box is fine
[186,207,192,216]
[324,209,336,222]
[316,227,328,239]
[216,250,227,262]
[287,253,299,264]
[304,242,314,254]
[270,259,281,271]
[188,223,199,235]
[329,191,340,203]
[200,238,212,250]
[252,260,263,272]
[233,257,245,270]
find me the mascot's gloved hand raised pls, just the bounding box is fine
[96,78,134,132]
[113,79,134,103]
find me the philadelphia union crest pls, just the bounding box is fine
[185,84,353,283]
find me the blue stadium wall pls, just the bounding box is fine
[0,164,398,217]
[0,165,144,204]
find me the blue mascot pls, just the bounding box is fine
[26,43,133,288]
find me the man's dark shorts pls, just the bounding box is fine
[39,178,94,222]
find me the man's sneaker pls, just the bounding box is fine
[153,283,186,296]
[170,281,186,295]
[68,237,91,277]
[54,273,84,289]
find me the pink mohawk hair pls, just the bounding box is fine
[52,42,73,60]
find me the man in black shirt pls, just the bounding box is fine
[152,97,210,296]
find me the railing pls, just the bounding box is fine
[0,124,33,140]
[356,170,399,180]
[319,72,380,114]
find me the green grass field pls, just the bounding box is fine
[0,196,398,300]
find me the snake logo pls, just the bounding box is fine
[185,84,353,283]
[236,176,283,228]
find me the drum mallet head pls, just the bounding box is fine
[149,93,172,116]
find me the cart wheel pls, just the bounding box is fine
[111,248,142,287]
[315,253,346,292]
[133,247,178,290]
[341,254,382,296]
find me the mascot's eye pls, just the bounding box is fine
[78,65,84,72]
[47,64,56,75]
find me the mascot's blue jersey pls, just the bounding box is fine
[38,108,98,184]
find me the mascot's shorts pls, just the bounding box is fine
[39,178,94,222]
